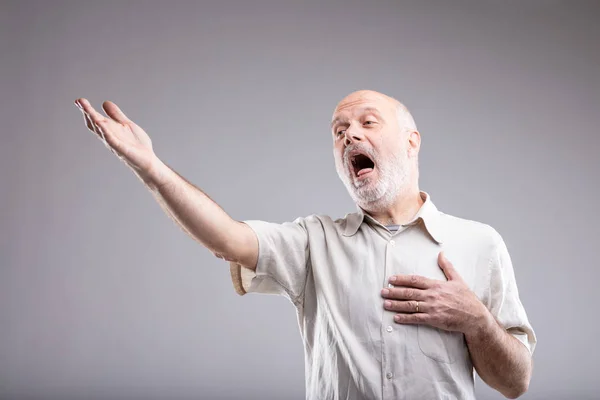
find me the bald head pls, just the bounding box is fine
[331,89,420,212]
[333,90,417,133]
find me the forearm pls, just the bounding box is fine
[141,157,258,268]
[465,311,532,399]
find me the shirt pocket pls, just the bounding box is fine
[417,325,465,363]
[412,245,467,364]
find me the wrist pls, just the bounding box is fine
[465,303,496,340]
[139,156,171,190]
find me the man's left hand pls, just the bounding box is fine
[380,251,491,336]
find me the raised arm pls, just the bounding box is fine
[74,98,258,269]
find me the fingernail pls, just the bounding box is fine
[389,276,396,282]
[394,315,400,322]
[381,289,389,296]
[384,300,391,307]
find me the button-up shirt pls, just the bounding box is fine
[228,191,536,400]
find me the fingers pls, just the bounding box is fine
[75,98,122,157]
[102,100,131,124]
[80,107,96,134]
[384,299,424,313]
[388,274,434,289]
[394,313,430,324]
[94,120,116,153]
[381,287,425,301]
[77,98,106,123]
[75,98,105,137]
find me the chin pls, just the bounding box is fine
[357,198,393,214]
[352,178,408,213]
[351,185,391,211]
[338,168,400,211]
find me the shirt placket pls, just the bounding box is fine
[381,232,402,400]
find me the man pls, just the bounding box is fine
[74,90,536,399]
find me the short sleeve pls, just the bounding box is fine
[228,218,310,305]
[488,232,537,355]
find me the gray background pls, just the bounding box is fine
[1,0,599,399]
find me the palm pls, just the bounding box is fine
[102,117,152,165]
[75,98,156,177]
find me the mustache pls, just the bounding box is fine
[343,144,377,164]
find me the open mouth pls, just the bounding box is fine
[350,153,375,177]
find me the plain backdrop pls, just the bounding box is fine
[1,1,599,399]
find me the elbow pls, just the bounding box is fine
[504,390,524,399]
[503,378,530,399]
[504,347,533,399]
[504,387,527,399]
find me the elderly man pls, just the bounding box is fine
[75,90,536,400]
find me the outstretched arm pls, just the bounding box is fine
[74,98,258,269]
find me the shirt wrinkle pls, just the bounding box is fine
[227,190,536,399]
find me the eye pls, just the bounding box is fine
[336,129,346,136]
[364,120,376,126]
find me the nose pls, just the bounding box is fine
[343,123,364,146]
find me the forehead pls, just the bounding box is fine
[331,93,395,122]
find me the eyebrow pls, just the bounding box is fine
[330,106,384,129]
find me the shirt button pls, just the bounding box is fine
[389,239,396,246]
[386,372,393,380]
[386,326,393,333]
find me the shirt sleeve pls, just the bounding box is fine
[487,231,537,355]
[228,218,310,305]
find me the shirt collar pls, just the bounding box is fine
[342,190,444,244]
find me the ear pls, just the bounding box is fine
[407,130,420,158]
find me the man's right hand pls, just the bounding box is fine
[75,98,162,186]
[74,97,259,268]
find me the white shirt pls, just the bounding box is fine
[228,191,536,400]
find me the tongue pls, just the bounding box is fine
[357,168,373,177]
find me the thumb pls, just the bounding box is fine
[438,251,460,281]
[102,100,132,124]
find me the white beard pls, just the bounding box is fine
[335,142,411,213]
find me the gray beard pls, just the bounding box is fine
[336,144,410,213]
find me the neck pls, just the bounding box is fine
[364,184,423,226]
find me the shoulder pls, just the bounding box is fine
[438,211,503,249]
[292,213,356,235]
[244,213,353,239]
[293,213,350,226]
